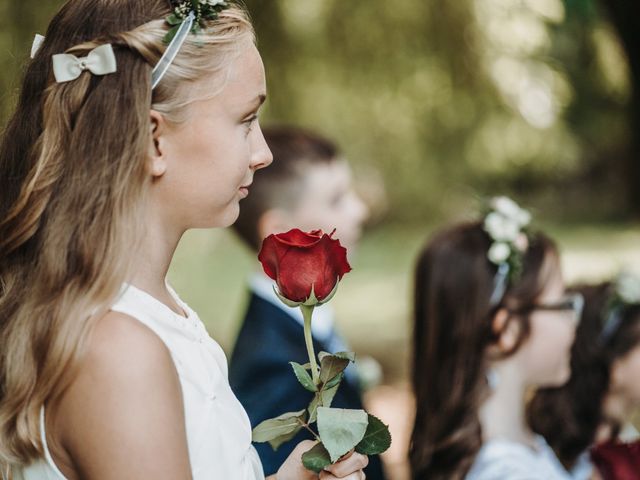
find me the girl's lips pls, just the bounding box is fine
[239,185,250,198]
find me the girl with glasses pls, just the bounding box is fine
[410,198,579,480]
[530,277,640,480]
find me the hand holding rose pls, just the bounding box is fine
[274,441,368,480]
[254,229,391,474]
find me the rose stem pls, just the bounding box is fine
[300,304,319,385]
[298,418,321,442]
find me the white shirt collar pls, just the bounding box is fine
[249,272,335,342]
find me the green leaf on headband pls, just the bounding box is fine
[163,26,180,44]
[167,13,183,26]
[302,442,332,474]
[355,414,392,455]
[317,407,368,462]
[290,361,318,392]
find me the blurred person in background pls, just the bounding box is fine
[529,275,640,480]
[410,198,581,480]
[229,126,386,479]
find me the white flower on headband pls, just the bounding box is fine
[484,212,520,242]
[491,196,531,226]
[483,196,531,268]
[491,196,532,227]
[488,242,510,264]
[203,0,226,5]
[616,272,640,305]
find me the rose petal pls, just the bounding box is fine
[257,229,351,303]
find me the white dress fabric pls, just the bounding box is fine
[570,452,594,480]
[15,284,265,480]
[466,435,573,480]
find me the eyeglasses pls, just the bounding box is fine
[509,292,585,323]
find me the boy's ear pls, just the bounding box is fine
[258,209,291,239]
[147,110,168,178]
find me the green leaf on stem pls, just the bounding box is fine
[320,355,351,384]
[324,371,344,390]
[317,407,368,462]
[252,409,306,447]
[308,394,320,424]
[290,362,318,392]
[355,414,392,455]
[301,442,332,473]
[269,426,301,451]
[308,377,342,423]
[318,351,356,363]
[321,382,340,408]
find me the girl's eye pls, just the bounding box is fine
[243,115,258,133]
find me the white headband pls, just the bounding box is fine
[30,14,193,90]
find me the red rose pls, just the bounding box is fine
[591,439,640,480]
[258,228,351,304]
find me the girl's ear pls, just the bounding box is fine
[491,308,521,354]
[147,110,168,178]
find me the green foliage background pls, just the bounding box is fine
[0,0,634,223]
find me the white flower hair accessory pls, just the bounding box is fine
[482,196,532,307]
[151,0,231,89]
[600,271,640,343]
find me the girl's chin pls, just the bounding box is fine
[549,366,571,387]
[220,203,241,228]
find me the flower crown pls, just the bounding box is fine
[482,196,532,307]
[165,0,230,43]
[600,271,640,343]
[152,0,231,88]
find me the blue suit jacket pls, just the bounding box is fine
[229,292,386,479]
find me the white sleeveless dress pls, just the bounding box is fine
[15,284,265,480]
[466,435,572,480]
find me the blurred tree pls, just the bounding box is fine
[0,0,636,223]
[596,0,640,211]
[0,0,59,121]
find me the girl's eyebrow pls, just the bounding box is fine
[241,94,266,117]
[249,94,266,110]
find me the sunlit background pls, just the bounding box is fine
[2,0,640,477]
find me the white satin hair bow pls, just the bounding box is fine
[52,44,117,83]
[31,34,117,83]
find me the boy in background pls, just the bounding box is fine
[230,126,386,479]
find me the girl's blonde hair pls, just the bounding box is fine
[0,0,254,468]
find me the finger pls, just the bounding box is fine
[323,452,368,477]
[320,470,366,480]
[338,449,354,461]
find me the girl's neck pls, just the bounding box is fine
[479,360,537,449]
[130,208,185,315]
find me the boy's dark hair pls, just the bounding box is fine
[233,126,339,251]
